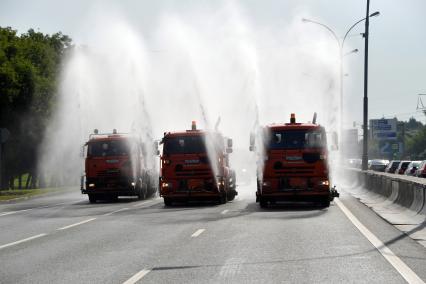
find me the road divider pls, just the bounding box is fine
[57,218,96,230]
[191,229,205,238]
[123,269,151,284]
[0,233,47,250]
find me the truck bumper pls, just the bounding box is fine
[256,190,333,203]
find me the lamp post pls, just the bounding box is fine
[302,11,379,164]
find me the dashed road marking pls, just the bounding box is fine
[221,209,229,215]
[57,218,96,231]
[0,208,33,217]
[0,233,47,250]
[191,229,205,238]
[335,198,425,284]
[132,199,158,207]
[123,269,151,284]
[104,208,130,216]
[0,201,79,217]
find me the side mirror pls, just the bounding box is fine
[226,138,233,154]
[227,138,233,148]
[249,133,255,151]
[154,141,160,156]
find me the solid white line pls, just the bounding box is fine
[335,198,425,284]
[122,269,151,284]
[104,208,130,216]
[191,229,205,238]
[0,233,47,250]
[221,209,229,215]
[57,218,96,231]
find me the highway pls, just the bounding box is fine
[0,185,425,284]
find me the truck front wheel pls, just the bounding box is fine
[164,198,172,206]
[88,194,97,204]
[259,198,268,208]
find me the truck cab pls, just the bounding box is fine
[159,122,237,206]
[81,129,157,203]
[250,114,339,208]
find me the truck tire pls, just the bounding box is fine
[164,198,172,206]
[88,194,97,203]
[320,199,330,208]
[219,192,227,204]
[227,191,236,201]
[259,199,268,208]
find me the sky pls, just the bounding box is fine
[1,0,425,126]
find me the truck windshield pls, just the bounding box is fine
[88,140,130,157]
[267,129,326,150]
[163,136,207,155]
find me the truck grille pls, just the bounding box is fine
[96,169,121,178]
[274,166,315,175]
[175,169,212,177]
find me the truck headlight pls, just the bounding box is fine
[262,181,271,187]
[162,182,172,188]
[131,182,136,187]
[319,180,329,186]
[88,183,95,188]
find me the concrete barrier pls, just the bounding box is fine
[343,168,426,218]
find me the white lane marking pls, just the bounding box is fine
[123,269,151,284]
[0,233,47,250]
[191,229,205,238]
[132,199,160,207]
[335,198,425,284]
[57,218,96,231]
[0,208,33,217]
[221,209,229,215]
[0,201,79,217]
[104,208,130,216]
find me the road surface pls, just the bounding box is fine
[0,185,425,283]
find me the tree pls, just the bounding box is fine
[0,26,72,189]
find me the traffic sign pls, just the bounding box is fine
[370,118,397,141]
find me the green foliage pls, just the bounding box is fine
[0,26,72,189]
[406,125,426,160]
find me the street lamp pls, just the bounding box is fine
[302,11,379,164]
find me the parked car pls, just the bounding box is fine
[404,161,421,176]
[415,160,426,178]
[395,161,411,175]
[368,159,389,172]
[347,158,362,169]
[384,160,401,174]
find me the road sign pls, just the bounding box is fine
[370,118,397,141]
[0,128,10,143]
[379,140,402,156]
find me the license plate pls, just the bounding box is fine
[188,179,204,189]
[289,178,307,187]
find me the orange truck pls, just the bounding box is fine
[250,114,339,208]
[81,129,157,203]
[159,121,237,206]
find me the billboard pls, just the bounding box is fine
[370,118,397,140]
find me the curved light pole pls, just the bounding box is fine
[302,11,379,163]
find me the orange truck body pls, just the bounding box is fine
[252,114,339,207]
[81,131,156,203]
[159,123,237,205]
